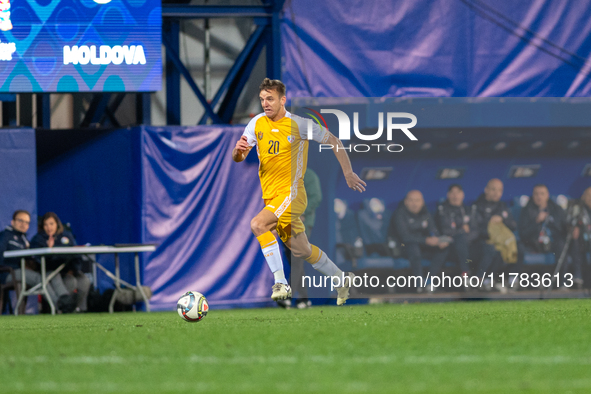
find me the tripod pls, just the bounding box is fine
[541,203,584,298]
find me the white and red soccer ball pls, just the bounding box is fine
[177,291,209,322]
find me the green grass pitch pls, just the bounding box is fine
[1,299,591,393]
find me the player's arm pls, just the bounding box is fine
[326,132,366,192]
[232,136,252,162]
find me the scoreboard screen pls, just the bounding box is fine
[0,0,161,92]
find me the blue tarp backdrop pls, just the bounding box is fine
[0,128,37,231]
[282,0,591,98]
[141,126,272,310]
[37,126,272,310]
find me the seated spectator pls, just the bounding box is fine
[435,184,475,276]
[0,210,71,312]
[335,198,361,251]
[570,187,591,288]
[334,198,363,266]
[390,190,449,292]
[31,212,91,312]
[518,185,568,280]
[471,179,522,286]
[358,198,391,257]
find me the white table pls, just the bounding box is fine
[3,245,156,315]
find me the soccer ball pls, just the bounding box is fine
[177,291,209,322]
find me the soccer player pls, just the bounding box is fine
[232,78,366,305]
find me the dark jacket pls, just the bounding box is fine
[518,199,567,248]
[30,230,77,271]
[302,169,322,229]
[435,200,474,239]
[578,204,591,250]
[358,200,391,245]
[567,201,591,252]
[390,202,439,245]
[336,208,360,245]
[0,226,29,270]
[471,194,517,241]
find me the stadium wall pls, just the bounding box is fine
[37,126,273,310]
[0,128,37,231]
[35,97,591,310]
[37,129,143,292]
[282,0,591,98]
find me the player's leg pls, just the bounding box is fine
[251,208,289,285]
[287,232,355,305]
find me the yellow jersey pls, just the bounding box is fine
[243,111,329,200]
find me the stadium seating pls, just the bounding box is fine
[334,199,563,293]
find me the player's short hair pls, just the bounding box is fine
[533,183,548,191]
[448,184,463,192]
[12,210,30,220]
[38,211,64,234]
[259,78,286,97]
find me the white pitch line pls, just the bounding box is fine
[2,354,591,365]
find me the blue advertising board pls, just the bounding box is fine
[0,0,161,92]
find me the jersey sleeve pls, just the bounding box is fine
[242,116,259,147]
[293,114,330,144]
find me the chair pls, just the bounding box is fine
[335,198,363,270]
[0,265,26,315]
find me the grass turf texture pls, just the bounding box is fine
[1,299,591,393]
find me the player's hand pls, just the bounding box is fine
[47,236,54,248]
[438,241,449,249]
[345,172,366,193]
[463,224,470,233]
[235,136,250,152]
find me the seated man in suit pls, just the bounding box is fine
[471,179,521,287]
[519,184,568,282]
[435,184,475,277]
[570,187,591,288]
[390,190,449,292]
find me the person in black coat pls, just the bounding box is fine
[435,184,475,275]
[31,212,91,312]
[570,187,591,288]
[0,210,69,311]
[518,185,568,277]
[0,211,31,273]
[389,190,449,291]
[471,179,521,280]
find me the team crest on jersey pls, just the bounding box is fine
[257,131,263,140]
[287,135,294,143]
